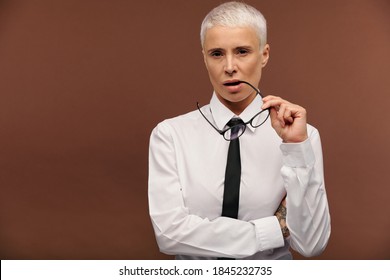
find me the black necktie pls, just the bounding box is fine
[218,118,243,260]
[222,118,243,219]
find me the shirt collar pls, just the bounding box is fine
[209,92,264,132]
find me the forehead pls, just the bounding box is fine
[203,26,260,49]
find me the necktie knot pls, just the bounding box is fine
[227,118,244,128]
[227,118,244,140]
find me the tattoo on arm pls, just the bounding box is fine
[275,202,290,238]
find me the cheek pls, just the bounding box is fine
[243,59,263,77]
[206,63,220,80]
[251,58,263,71]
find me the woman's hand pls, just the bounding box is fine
[262,95,308,143]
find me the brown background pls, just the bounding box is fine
[0,0,389,260]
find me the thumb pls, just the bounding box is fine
[269,107,281,128]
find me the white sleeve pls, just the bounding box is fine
[148,121,284,258]
[280,127,331,257]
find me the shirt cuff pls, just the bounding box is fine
[280,138,315,168]
[250,216,284,251]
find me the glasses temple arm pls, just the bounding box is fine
[239,81,263,97]
[196,103,224,134]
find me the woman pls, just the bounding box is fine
[148,1,330,260]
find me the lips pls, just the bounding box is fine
[223,80,243,93]
[223,80,242,86]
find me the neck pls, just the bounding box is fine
[217,90,257,115]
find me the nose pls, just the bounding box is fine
[224,54,237,76]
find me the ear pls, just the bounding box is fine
[261,44,270,68]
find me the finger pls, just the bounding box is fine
[277,104,286,127]
[262,97,292,110]
[285,104,306,122]
[262,95,280,102]
[283,107,294,124]
[269,106,278,119]
[269,107,280,127]
[261,95,282,109]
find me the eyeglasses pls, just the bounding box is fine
[197,81,270,141]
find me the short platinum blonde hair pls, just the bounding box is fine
[200,1,267,48]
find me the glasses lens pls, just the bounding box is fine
[250,110,270,128]
[224,124,245,140]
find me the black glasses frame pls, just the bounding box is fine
[197,81,270,141]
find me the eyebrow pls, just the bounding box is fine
[207,48,223,54]
[235,45,253,50]
[207,46,253,53]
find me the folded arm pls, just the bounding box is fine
[148,121,285,258]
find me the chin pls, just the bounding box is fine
[227,92,251,101]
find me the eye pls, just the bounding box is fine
[210,50,223,57]
[236,48,250,56]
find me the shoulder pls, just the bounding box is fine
[151,109,204,137]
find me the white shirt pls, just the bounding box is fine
[148,93,331,259]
